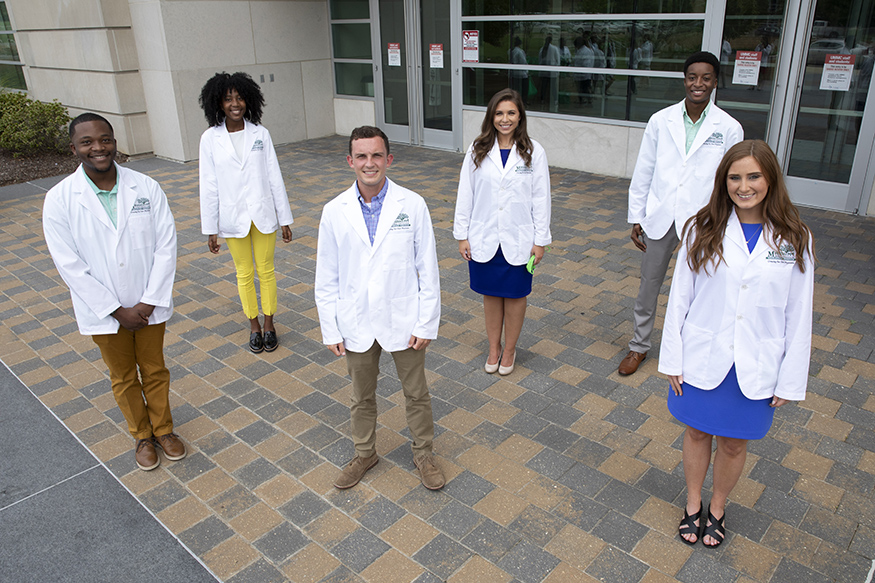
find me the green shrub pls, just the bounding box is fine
[0,93,70,157]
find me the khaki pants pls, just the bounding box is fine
[345,341,434,457]
[630,224,680,353]
[93,323,173,440]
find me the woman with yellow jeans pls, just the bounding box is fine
[198,72,294,353]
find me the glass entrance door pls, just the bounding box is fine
[374,0,456,149]
[774,0,875,213]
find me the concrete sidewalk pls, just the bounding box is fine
[0,136,872,583]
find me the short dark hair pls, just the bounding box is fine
[69,113,114,139]
[198,72,265,127]
[684,51,719,77]
[348,126,390,156]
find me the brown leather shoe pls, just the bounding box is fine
[618,350,647,375]
[135,438,160,471]
[414,454,445,490]
[334,453,379,489]
[153,433,187,461]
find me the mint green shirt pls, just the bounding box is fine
[84,167,120,228]
[682,101,711,154]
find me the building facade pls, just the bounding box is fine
[6,0,875,216]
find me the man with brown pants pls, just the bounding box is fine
[315,126,444,490]
[43,113,185,471]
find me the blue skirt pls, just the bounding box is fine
[469,246,533,298]
[667,364,775,439]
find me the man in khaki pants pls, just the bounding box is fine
[43,113,186,471]
[315,126,443,490]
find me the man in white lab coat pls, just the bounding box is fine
[43,113,185,471]
[315,126,444,491]
[619,52,743,376]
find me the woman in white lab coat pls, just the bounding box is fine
[198,72,293,353]
[658,140,814,548]
[454,88,552,376]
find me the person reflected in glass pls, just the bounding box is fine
[454,89,552,376]
[198,72,294,354]
[559,37,572,66]
[573,35,593,104]
[720,38,733,89]
[660,140,814,548]
[538,35,561,112]
[509,36,529,105]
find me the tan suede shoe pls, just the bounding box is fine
[334,453,379,489]
[135,438,160,471]
[414,454,445,490]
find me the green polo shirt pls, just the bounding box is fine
[84,167,120,228]
[682,101,711,154]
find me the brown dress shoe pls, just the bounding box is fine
[135,438,160,471]
[153,433,187,461]
[334,453,379,489]
[618,350,647,375]
[414,454,445,490]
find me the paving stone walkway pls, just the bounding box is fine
[1,135,874,583]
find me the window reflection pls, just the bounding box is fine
[463,0,705,16]
[468,20,703,71]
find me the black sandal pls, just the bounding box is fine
[678,503,704,545]
[702,505,726,548]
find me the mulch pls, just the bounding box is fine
[0,150,130,187]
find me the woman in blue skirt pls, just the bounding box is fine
[659,140,814,547]
[454,89,552,375]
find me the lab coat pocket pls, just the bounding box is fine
[756,337,784,390]
[128,214,154,250]
[756,264,793,308]
[680,322,714,370]
[336,299,359,339]
[390,294,416,338]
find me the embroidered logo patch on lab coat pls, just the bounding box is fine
[131,197,151,214]
[703,132,724,147]
[766,243,796,264]
[390,212,411,230]
[252,139,264,151]
[514,165,533,175]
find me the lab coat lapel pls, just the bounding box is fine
[241,120,257,166]
[72,166,116,233]
[371,180,402,252]
[216,123,241,165]
[485,141,505,175]
[340,183,373,247]
[502,145,523,178]
[115,168,138,240]
[667,101,687,159]
[725,210,748,254]
[687,110,719,156]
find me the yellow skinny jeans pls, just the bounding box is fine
[225,223,278,319]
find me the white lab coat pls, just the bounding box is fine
[315,179,441,353]
[628,100,743,240]
[658,211,814,401]
[198,119,294,238]
[454,139,552,265]
[42,164,177,335]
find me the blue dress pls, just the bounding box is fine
[667,223,776,440]
[468,148,534,299]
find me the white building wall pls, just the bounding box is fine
[7,0,151,155]
[128,0,335,162]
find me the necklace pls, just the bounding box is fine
[742,223,762,246]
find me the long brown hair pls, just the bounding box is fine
[683,139,813,274]
[471,89,533,169]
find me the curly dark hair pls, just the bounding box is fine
[198,72,265,127]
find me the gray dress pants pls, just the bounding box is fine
[629,224,680,353]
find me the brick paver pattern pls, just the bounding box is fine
[2,135,874,583]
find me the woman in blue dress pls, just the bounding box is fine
[454,89,552,376]
[658,140,814,547]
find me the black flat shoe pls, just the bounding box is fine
[702,505,726,548]
[249,332,264,353]
[678,503,704,546]
[263,330,278,352]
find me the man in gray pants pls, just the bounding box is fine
[619,52,743,375]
